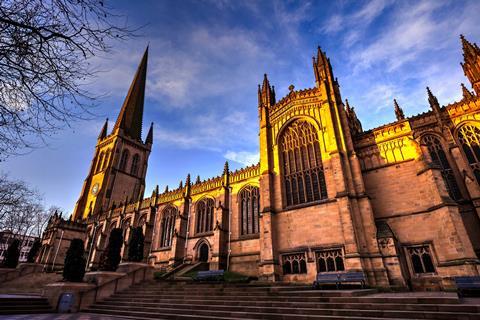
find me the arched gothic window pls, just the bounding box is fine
[458,124,480,185]
[407,245,435,274]
[119,150,129,171]
[239,186,260,235]
[131,154,140,176]
[280,120,327,207]
[96,152,105,173]
[102,150,110,171]
[160,206,177,248]
[422,135,462,201]
[196,198,214,234]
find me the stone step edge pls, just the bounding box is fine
[88,304,479,318]
[85,308,423,320]
[97,299,480,312]
[110,293,460,303]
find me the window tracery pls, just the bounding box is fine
[315,248,345,273]
[458,124,480,185]
[280,120,327,207]
[196,198,214,234]
[282,253,307,274]
[160,206,177,248]
[406,245,435,274]
[239,186,260,235]
[422,135,462,201]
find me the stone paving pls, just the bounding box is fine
[0,314,131,320]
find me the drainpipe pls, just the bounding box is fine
[51,230,64,272]
[148,209,156,261]
[86,222,99,271]
[183,198,191,265]
[226,186,232,271]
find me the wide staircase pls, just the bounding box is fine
[85,281,480,319]
[0,295,54,315]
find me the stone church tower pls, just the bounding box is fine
[38,48,153,270]
[72,47,153,221]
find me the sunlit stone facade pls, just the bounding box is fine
[40,36,480,290]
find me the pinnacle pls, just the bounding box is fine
[393,99,405,120]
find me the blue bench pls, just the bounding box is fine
[454,276,480,297]
[194,270,225,282]
[339,271,366,288]
[313,272,366,289]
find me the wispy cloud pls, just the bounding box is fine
[224,150,259,166]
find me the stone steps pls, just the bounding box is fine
[0,296,54,315]
[97,299,480,313]
[110,292,460,304]
[87,301,480,320]
[85,281,480,320]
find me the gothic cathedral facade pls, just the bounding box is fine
[40,36,480,290]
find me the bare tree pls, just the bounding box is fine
[0,173,41,231]
[0,0,136,158]
[0,173,53,238]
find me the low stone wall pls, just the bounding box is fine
[0,263,43,283]
[43,262,153,313]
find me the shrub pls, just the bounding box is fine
[127,227,144,262]
[63,238,86,282]
[100,228,123,271]
[27,239,41,263]
[3,238,20,268]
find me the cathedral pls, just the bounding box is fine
[39,35,480,291]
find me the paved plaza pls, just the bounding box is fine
[0,314,130,320]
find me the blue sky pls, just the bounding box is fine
[2,0,480,214]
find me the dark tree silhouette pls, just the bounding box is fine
[3,238,21,268]
[0,0,136,158]
[63,238,86,282]
[127,226,144,262]
[27,239,41,263]
[100,228,123,271]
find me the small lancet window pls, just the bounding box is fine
[282,253,307,275]
[96,152,105,173]
[407,245,436,274]
[131,154,140,176]
[315,249,345,273]
[119,150,129,171]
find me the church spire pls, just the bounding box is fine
[460,35,480,95]
[98,118,108,140]
[393,99,405,121]
[113,46,149,141]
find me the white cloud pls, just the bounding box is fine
[319,0,393,47]
[224,150,259,166]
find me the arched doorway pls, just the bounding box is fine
[199,243,209,262]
